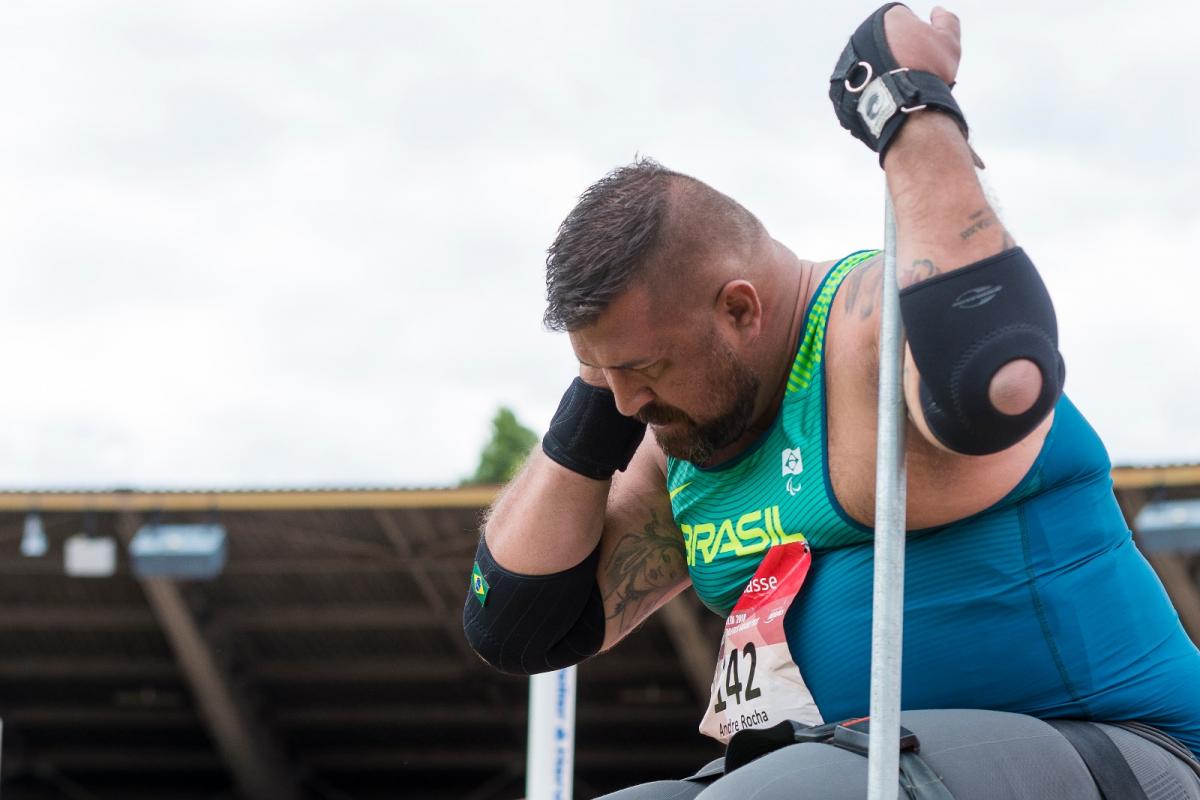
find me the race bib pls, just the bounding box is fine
[699,540,822,744]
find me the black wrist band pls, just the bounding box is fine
[828,2,970,166]
[541,378,647,480]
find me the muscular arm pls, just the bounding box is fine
[880,8,1011,290]
[595,445,689,648]
[880,7,1048,451]
[484,434,689,653]
[485,447,609,575]
[887,113,1011,288]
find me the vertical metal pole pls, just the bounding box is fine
[867,193,908,800]
[526,667,576,800]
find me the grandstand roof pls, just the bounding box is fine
[0,464,1195,799]
[0,487,724,799]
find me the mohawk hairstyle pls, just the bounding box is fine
[543,158,681,332]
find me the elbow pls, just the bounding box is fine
[987,359,1045,417]
[462,594,604,676]
[901,247,1066,456]
[915,351,1064,456]
[462,615,544,676]
[461,535,605,675]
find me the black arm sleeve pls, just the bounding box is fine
[462,535,605,675]
[899,247,1065,455]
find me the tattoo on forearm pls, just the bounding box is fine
[902,258,939,286]
[960,207,1000,241]
[602,510,686,632]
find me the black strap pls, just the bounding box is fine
[725,718,956,800]
[724,720,819,773]
[1112,721,1200,782]
[1048,720,1150,800]
[899,751,956,800]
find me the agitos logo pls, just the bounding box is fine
[679,506,806,566]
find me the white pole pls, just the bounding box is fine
[867,193,908,800]
[526,667,577,800]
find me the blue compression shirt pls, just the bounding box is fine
[784,395,1200,757]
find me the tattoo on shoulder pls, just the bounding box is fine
[842,260,883,320]
[602,510,686,632]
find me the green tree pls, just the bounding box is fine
[467,407,539,485]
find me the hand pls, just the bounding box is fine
[884,5,961,86]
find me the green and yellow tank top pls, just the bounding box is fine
[666,250,878,616]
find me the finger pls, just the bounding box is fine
[930,6,961,41]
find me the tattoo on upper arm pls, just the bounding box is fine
[842,260,883,319]
[602,510,686,632]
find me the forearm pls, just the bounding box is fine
[464,447,612,675]
[884,111,1011,286]
[484,446,611,574]
[884,111,1059,449]
[466,436,684,673]
[829,5,1062,455]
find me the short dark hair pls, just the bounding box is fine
[543,158,760,332]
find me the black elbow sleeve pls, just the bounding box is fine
[899,247,1065,456]
[463,535,605,675]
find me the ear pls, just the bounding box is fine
[715,280,762,341]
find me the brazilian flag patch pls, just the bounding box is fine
[471,562,490,606]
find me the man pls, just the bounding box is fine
[464,5,1200,797]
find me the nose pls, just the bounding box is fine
[604,369,654,418]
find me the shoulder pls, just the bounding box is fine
[795,250,886,328]
[832,251,884,323]
[645,433,668,478]
[792,250,885,393]
[821,251,886,365]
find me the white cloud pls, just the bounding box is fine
[0,0,1196,488]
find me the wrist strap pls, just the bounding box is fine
[541,378,647,480]
[828,3,969,165]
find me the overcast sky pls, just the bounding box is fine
[1,1,1196,489]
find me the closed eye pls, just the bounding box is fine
[629,361,666,380]
[577,356,667,379]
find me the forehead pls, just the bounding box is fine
[570,284,690,367]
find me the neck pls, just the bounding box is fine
[755,251,818,427]
[703,247,820,465]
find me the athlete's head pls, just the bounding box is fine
[545,158,769,464]
[632,325,761,464]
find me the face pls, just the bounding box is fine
[636,332,759,463]
[632,543,685,591]
[571,286,761,465]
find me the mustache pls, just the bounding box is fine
[636,403,692,426]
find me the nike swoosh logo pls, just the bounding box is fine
[669,482,692,501]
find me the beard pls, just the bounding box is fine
[636,342,760,465]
